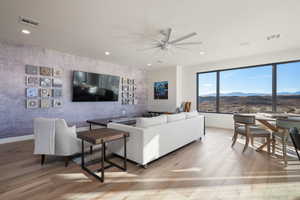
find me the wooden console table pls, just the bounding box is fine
[77,128,129,182]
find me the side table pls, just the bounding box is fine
[77,128,129,182]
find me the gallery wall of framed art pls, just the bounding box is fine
[25,65,63,109]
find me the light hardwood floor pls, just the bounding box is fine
[1,128,300,200]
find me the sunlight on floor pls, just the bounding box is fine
[171,168,202,173]
[55,173,92,182]
[61,181,300,200]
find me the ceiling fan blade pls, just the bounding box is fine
[174,42,202,46]
[136,46,159,51]
[169,32,197,44]
[174,46,194,52]
[166,28,172,42]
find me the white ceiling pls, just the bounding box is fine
[0,0,300,68]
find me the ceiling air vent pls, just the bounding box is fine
[18,16,40,27]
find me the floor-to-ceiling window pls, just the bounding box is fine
[197,72,217,112]
[197,60,300,114]
[219,66,272,113]
[277,62,300,114]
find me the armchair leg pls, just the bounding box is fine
[41,155,45,165]
[232,132,238,147]
[243,136,250,153]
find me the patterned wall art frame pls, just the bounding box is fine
[121,77,137,105]
[25,64,64,109]
[26,99,39,109]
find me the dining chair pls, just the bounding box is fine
[289,128,300,160]
[232,114,272,153]
[274,119,300,165]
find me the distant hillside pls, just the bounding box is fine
[201,91,300,97]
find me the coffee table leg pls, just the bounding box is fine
[101,141,105,182]
[124,136,127,170]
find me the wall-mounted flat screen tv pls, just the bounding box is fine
[72,71,120,102]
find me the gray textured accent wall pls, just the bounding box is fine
[0,41,147,139]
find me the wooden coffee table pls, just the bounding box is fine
[77,128,129,182]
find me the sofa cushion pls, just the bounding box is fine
[185,111,199,119]
[167,113,186,123]
[136,115,167,128]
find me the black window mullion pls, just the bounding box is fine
[272,64,277,112]
[216,71,220,112]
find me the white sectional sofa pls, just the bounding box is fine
[107,112,205,167]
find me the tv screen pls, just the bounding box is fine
[72,71,120,102]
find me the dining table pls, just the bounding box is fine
[241,112,300,166]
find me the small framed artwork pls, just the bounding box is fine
[53,99,63,108]
[40,88,52,97]
[26,99,39,109]
[53,89,62,97]
[40,99,51,108]
[154,81,168,99]
[26,76,39,86]
[40,77,52,87]
[25,65,38,75]
[40,67,52,76]
[26,88,39,97]
[53,67,63,77]
[53,78,62,87]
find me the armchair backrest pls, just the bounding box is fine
[233,114,256,125]
[33,118,56,155]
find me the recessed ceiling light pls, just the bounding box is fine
[105,51,110,55]
[147,63,152,66]
[21,29,31,34]
[199,51,205,55]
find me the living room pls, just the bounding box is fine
[1,1,300,199]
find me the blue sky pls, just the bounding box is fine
[198,62,300,96]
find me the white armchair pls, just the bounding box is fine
[33,118,88,166]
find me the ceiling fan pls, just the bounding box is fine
[139,28,202,52]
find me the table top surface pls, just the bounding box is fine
[77,128,129,144]
[239,113,300,121]
[87,117,137,126]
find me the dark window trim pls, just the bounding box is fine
[196,59,300,113]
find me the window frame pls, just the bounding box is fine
[196,59,300,114]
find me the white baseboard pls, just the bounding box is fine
[0,125,104,144]
[0,134,34,144]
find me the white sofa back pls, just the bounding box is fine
[108,114,204,165]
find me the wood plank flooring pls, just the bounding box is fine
[1,128,300,200]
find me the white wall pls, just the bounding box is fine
[182,48,300,129]
[147,66,183,112]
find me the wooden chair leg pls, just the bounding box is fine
[267,136,271,154]
[232,132,238,147]
[271,136,276,155]
[41,155,45,165]
[243,136,250,153]
[65,156,70,167]
[282,136,288,166]
[251,137,254,146]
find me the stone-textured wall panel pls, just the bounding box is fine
[0,42,147,138]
